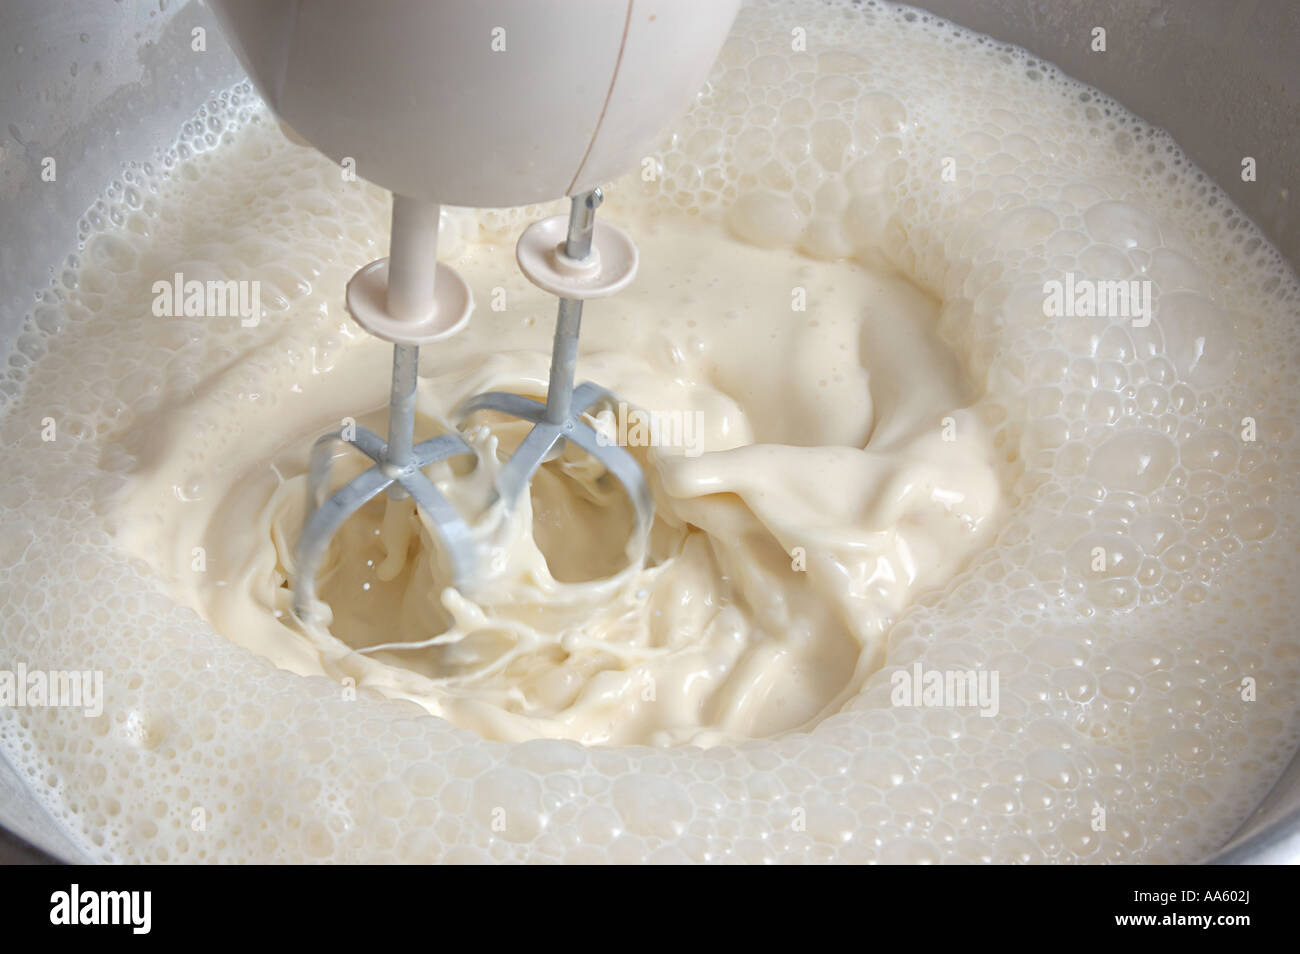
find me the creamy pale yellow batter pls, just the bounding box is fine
[113,205,1005,746]
[2,0,1299,863]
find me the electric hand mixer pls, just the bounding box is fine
[209,0,740,621]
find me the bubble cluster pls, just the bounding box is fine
[1,0,1299,862]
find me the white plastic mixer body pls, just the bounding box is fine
[210,0,741,205]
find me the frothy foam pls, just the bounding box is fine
[1,0,1299,863]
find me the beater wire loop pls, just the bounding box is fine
[293,345,477,623]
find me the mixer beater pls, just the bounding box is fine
[293,195,477,621]
[456,189,652,551]
[293,190,651,621]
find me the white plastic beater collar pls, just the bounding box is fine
[346,259,473,346]
[516,214,638,299]
[346,196,474,346]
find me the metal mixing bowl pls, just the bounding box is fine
[1,0,1296,863]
